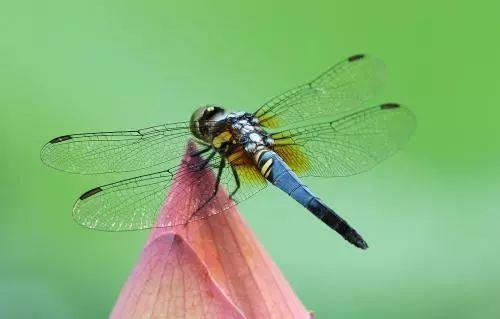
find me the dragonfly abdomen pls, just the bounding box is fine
[254,149,368,249]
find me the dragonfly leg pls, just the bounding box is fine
[229,165,240,199]
[187,157,226,221]
[189,146,211,158]
[187,151,216,171]
[199,157,225,206]
[211,157,226,197]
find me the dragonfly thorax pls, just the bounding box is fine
[226,112,274,153]
[191,107,274,152]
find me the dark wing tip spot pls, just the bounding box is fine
[348,54,365,62]
[380,103,400,110]
[79,187,103,200]
[49,135,72,144]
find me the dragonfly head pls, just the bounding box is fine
[190,105,227,142]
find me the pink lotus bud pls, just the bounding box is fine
[111,143,313,318]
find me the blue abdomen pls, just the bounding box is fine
[256,150,316,206]
[254,149,368,249]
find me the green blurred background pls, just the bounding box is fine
[1,0,499,318]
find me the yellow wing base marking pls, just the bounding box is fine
[273,136,311,175]
[257,112,281,128]
[228,149,267,185]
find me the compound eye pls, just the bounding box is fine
[204,106,215,116]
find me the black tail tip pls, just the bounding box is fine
[354,238,369,250]
[345,230,369,250]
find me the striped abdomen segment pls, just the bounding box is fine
[254,149,368,249]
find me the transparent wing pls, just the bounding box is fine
[41,122,192,174]
[271,103,416,177]
[73,145,267,231]
[254,54,386,128]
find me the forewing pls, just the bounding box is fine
[73,148,267,231]
[41,122,192,174]
[271,103,416,177]
[254,54,386,128]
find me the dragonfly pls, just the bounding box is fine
[41,54,416,249]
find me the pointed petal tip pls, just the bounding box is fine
[114,143,311,318]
